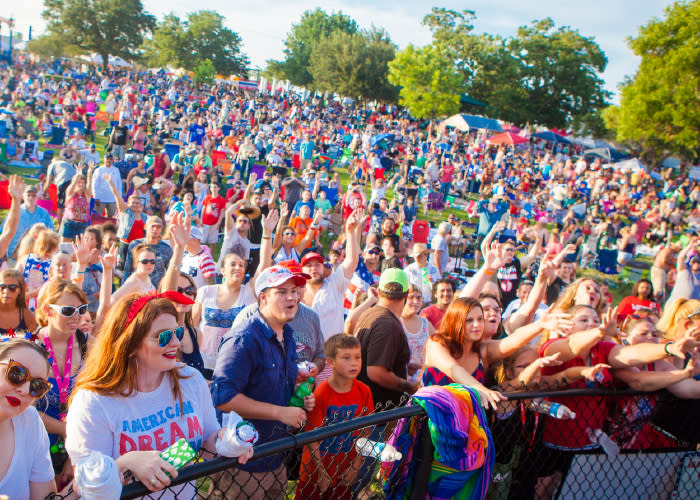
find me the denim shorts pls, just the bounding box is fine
[59,219,88,239]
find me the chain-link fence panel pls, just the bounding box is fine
[106,388,700,500]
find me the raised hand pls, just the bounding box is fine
[484,241,507,272]
[8,175,25,200]
[262,209,280,235]
[279,201,289,220]
[100,243,118,271]
[599,307,619,338]
[72,233,93,267]
[169,211,190,248]
[537,258,556,281]
[540,308,573,337]
[581,363,611,382]
[247,172,258,187]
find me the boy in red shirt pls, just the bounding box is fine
[296,334,374,500]
[200,182,226,251]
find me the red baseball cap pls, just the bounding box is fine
[278,260,311,279]
[300,252,324,267]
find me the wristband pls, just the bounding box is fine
[664,341,674,356]
[484,268,496,276]
[261,236,271,240]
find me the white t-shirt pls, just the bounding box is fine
[0,406,54,500]
[310,266,350,340]
[430,233,449,273]
[65,365,219,500]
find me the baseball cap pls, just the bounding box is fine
[255,265,308,295]
[378,268,409,293]
[301,252,324,267]
[189,226,203,241]
[146,215,163,227]
[24,185,37,193]
[278,260,311,279]
[363,243,382,254]
[409,243,430,258]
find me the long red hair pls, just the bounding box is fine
[71,294,187,408]
[430,297,483,359]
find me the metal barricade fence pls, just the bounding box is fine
[118,388,700,500]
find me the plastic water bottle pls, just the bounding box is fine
[74,451,122,500]
[355,438,402,462]
[290,377,315,407]
[530,399,576,419]
[217,412,259,458]
[587,428,620,459]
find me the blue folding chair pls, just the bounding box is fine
[596,249,619,275]
[48,126,66,147]
[67,121,85,133]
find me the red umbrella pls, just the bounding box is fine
[487,132,529,146]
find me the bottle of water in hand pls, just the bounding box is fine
[530,399,576,419]
[216,411,259,458]
[355,438,402,462]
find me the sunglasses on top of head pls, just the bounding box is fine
[48,304,89,317]
[1,359,52,399]
[150,326,185,348]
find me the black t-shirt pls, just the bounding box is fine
[112,125,129,146]
[497,258,522,309]
[248,205,269,245]
[546,276,569,305]
[356,305,410,408]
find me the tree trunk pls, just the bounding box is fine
[101,53,109,72]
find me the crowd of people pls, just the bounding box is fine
[1,57,700,500]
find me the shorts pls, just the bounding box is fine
[201,224,221,244]
[59,219,88,239]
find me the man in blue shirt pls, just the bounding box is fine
[212,265,314,496]
[188,117,206,146]
[475,196,509,266]
[2,185,55,258]
[300,134,314,169]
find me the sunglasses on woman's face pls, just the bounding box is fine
[140,259,157,265]
[177,286,196,297]
[48,304,89,317]
[0,284,19,291]
[151,326,185,348]
[1,359,52,399]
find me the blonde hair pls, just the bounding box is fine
[16,223,47,260]
[494,345,536,385]
[34,230,59,258]
[553,278,605,316]
[36,280,88,327]
[658,298,700,341]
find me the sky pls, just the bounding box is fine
[5,0,674,100]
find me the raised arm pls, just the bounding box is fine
[93,243,117,333]
[677,238,696,273]
[607,336,696,369]
[104,174,127,213]
[459,241,506,299]
[543,308,618,362]
[480,220,506,256]
[253,209,279,282]
[341,208,363,280]
[519,234,543,269]
[504,259,554,333]
[161,213,189,292]
[0,175,24,258]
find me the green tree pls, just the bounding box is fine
[608,0,700,166]
[388,44,462,119]
[309,28,397,102]
[507,19,610,129]
[193,58,216,87]
[26,32,82,59]
[267,8,358,86]
[42,0,155,69]
[143,11,249,76]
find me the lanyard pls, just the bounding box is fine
[43,334,73,421]
[520,402,539,453]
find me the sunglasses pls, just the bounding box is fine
[368,249,382,255]
[0,284,19,291]
[140,259,157,265]
[150,326,185,348]
[2,359,52,399]
[48,304,89,317]
[177,286,196,296]
[283,232,296,237]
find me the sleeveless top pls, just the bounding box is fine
[180,323,206,379]
[0,308,27,336]
[422,361,485,387]
[197,284,254,369]
[273,245,300,264]
[64,192,90,222]
[401,316,430,368]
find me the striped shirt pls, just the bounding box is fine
[181,249,216,288]
[343,258,381,312]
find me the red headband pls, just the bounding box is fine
[125,291,195,328]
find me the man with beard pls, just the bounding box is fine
[300,209,362,342]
